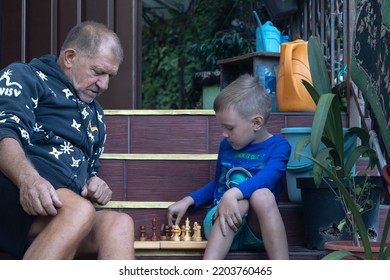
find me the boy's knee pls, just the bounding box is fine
[250,188,277,208]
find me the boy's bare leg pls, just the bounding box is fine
[24,188,95,259]
[248,189,289,260]
[203,223,235,259]
[203,200,249,260]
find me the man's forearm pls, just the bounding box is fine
[0,137,40,188]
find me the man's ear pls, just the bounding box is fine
[252,115,264,131]
[62,48,77,68]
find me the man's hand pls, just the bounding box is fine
[81,176,112,205]
[19,176,62,216]
[0,137,62,216]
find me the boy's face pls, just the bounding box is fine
[216,107,258,150]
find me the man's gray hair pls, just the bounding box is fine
[60,21,123,63]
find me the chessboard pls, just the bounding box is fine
[135,217,208,250]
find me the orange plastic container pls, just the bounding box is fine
[276,39,316,112]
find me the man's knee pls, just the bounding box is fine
[96,211,134,234]
[56,188,96,229]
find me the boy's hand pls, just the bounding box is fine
[167,196,194,226]
[214,188,243,236]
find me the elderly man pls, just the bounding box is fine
[0,21,134,259]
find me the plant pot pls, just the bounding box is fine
[297,176,384,250]
[324,240,389,259]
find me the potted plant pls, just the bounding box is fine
[294,36,389,258]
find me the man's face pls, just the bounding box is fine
[67,42,120,103]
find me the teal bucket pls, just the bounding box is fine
[280,127,357,203]
[280,127,313,203]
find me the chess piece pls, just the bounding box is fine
[196,224,202,241]
[160,224,167,241]
[180,225,186,241]
[192,221,202,241]
[183,217,192,241]
[165,225,171,241]
[139,225,147,241]
[171,224,181,241]
[151,217,158,241]
[191,222,198,241]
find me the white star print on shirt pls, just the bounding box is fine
[71,157,81,168]
[97,111,103,123]
[71,119,81,131]
[36,71,48,81]
[31,98,38,109]
[33,123,43,132]
[49,147,63,159]
[10,115,20,123]
[81,107,89,119]
[62,88,73,99]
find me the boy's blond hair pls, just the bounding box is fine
[213,74,271,124]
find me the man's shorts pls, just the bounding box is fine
[203,205,264,251]
[0,173,35,259]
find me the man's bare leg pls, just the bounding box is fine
[76,210,135,260]
[23,188,95,259]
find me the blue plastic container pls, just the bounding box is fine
[280,127,357,203]
[280,34,289,44]
[255,64,277,112]
[256,21,281,52]
[253,11,281,53]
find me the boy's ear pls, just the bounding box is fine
[252,115,264,131]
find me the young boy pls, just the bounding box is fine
[167,74,291,259]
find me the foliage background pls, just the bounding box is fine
[141,0,271,109]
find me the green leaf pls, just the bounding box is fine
[348,127,370,147]
[294,134,311,161]
[312,147,334,185]
[344,146,372,176]
[322,250,361,260]
[309,94,332,156]
[308,36,332,95]
[301,80,320,104]
[338,218,347,232]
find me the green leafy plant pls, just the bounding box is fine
[191,28,255,71]
[295,36,390,259]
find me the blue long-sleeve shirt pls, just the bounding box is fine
[189,134,291,209]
